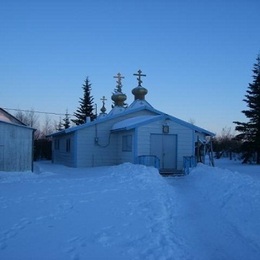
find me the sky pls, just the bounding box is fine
[1,0,260,135]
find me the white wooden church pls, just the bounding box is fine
[49,71,214,173]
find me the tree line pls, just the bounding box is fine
[15,54,260,164]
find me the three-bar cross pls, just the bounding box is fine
[133,70,146,87]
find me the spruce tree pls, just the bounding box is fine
[234,54,260,163]
[56,118,63,131]
[72,77,96,125]
[63,109,70,129]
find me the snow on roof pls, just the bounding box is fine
[0,108,28,126]
[50,103,214,137]
[107,106,126,116]
[112,115,161,131]
[127,99,153,110]
[0,114,12,123]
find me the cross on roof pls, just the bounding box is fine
[133,69,146,87]
[113,73,124,92]
[100,96,107,104]
[100,96,107,114]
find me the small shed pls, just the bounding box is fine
[0,108,35,172]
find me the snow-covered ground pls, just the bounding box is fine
[0,159,260,260]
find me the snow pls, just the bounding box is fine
[112,115,159,131]
[0,159,260,259]
[0,114,12,123]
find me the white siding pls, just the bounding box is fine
[137,119,193,170]
[76,122,118,167]
[116,130,134,164]
[52,133,75,167]
[0,122,34,172]
[75,110,155,167]
[51,109,200,170]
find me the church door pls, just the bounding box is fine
[150,134,177,170]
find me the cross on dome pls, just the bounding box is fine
[100,96,107,114]
[100,96,107,104]
[113,72,125,93]
[133,70,146,87]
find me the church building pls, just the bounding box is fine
[49,71,214,173]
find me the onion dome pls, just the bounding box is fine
[132,86,148,100]
[100,96,107,114]
[111,92,127,106]
[132,70,148,100]
[111,73,127,107]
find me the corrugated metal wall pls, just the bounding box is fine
[0,122,34,172]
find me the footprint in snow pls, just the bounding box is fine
[0,218,32,250]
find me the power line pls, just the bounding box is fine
[3,108,72,117]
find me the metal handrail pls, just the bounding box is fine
[183,156,197,174]
[136,155,160,169]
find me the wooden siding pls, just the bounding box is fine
[52,133,75,167]
[115,130,134,164]
[0,122,34,172]
[74,110,156,167]
[136,119,193,170]
[51,109,204,170]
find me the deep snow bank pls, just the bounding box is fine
[0,162,179,260]
[189,163,260,250]
[1,161,260,260]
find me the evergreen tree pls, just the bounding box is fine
[72,77,96,125]
[56,117,63,131]
[63,109,70,129]
[234,54,260,163]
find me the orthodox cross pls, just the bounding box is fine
[100,96,107,113]
[133,69,146,87]
[100,96,107,104]
[113,72,124,93]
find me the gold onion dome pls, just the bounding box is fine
[132,86,148,100]
[111,92,127,106]
[132,69,147,100]
[111,72,127,107]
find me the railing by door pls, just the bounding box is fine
[136,155,160,169]
[183,156,197,174]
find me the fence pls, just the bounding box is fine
[136,155,160,169]
[183,156,197,174]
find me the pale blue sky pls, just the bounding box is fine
[1,0,260,134]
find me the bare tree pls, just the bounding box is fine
[212,127,241,159]
[15,109,39,128]
[41,115,55,137]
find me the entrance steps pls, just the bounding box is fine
[160,169,184,177]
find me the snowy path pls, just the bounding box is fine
[166,162,260,260]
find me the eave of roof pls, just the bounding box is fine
[111,115,163,132]
[0,108,27,126]
[49,104,161,137]
[111,113,215,136]
[49,103,215,137]
[0,119,35,131]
